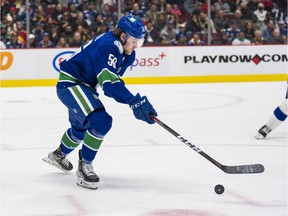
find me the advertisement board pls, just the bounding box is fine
[1,45,287,87]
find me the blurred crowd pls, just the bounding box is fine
[0,0,287,49]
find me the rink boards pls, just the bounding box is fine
[0,45,287,87]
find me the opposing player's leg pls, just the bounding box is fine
[255,99,287,139]
[77,109,112,189]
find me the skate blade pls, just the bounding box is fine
[77,178,98,190]
[43,157,69,172]
[254,133,265,140]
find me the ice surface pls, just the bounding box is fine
[1,82,287,216]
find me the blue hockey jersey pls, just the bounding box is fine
[57,31,136,104]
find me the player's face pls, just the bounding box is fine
[123,35,144,55]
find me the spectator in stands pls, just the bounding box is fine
[91,14,104,34]
[32,22,45,44]
[157,0,167,13]
[214,0,231,14]
[251,29,267,45]
[259,0,273,12]
[52,4,64,25]
[0,24,9,45]
[278,20,287,37]
[129,2,144,19]
[239,1,254,21]
[43,16,56,33]
[225,20,240,42]
[262,19,275,39]
[251,14,262,31]
[101,4,113,20]
[153,12,167,34]
[198,11,217,34]
[159,35,168,45]
[38,32,55,48]
[188,33,205,45]
[160,19,177,45]
[171,3,182,18]
[72,12,89,32]
[15,21,27,46]
[94,22,108,37]
[164,3,173,18]
[175,31,187,46]
[232,31,251,45]
[1,0,11,16]
[214,9,229,33]
[67,3,79,20]
[84,2,97,26]
[0,40,6,49]
[75,25,88,42]
[244,21,255,41]
[168,13,180,29]
[233,9,245,32]
[104,14,115,32]
[26,34,37,48]
[58,11,71,33]
[6,31,23,49]
[43,0,58,9]
[6,15,14,33]
[145,3,159,23]
[271,3,287,24]
[17,3,36,23]
[212,31,231,45]
[247,0,259,12]
[7,6,17,23]
[62,25,74,43]
[225,0,238,13]
[56,36,69,48]
[33,5,47,25]
[183,0,201,15]
[50,25,60,45]
[144,21,159,45]
[254,3,268,24]
[185,14,202,39]
[58,0,70,8]
[69,31,85,47]
[267,28,285,44]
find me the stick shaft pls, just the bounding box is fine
[150,115,264,174]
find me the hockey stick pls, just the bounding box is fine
[150,115,264,174]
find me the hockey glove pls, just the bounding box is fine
[128,93,157,124]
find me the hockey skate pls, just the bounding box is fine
[43,147,73,172]
[76,150,99,190]
[255,125,272,139]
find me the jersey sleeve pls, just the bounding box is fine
[94,43,134,104]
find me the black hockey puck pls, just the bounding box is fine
[214,184,225,194]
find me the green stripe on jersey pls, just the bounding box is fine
[83,130,103,151]
[59,71,81,83]
[61,131,80,149]
[70,86,93,115]
[97,68,120,88]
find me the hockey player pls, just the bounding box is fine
[43,15,157,189]
[255,85,287,139]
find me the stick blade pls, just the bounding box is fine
[222,164,265,174]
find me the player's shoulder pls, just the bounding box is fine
[97,32,124,55]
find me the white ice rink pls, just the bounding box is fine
[1,81,287,216]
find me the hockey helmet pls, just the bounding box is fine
[117,15,146,47]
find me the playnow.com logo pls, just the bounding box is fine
[184,54,288,65]
[129,51,166,70]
